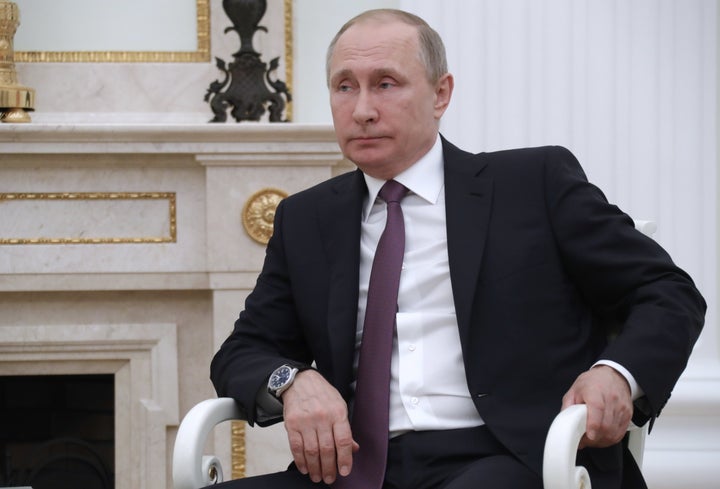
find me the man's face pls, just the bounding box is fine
[328,21,452,180]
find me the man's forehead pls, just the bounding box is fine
[338,19,417,40]
[331,24,418,65]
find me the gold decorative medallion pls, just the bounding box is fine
[242,188,287,245]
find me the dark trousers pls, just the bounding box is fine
[209,426,542,489]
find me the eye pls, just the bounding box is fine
[336,81,353,93]
[378,78,398,89]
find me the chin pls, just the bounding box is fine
[346,151,385,169]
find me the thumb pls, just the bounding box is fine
[561,389,578,410]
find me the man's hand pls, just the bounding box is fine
[561,365,633,449]
[281,369,359,484]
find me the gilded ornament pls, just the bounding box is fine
[0,192,176,244]
[242,188,287,244]
[231,420,246,479]
[0,0,35,122]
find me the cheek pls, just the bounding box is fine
[331,99,354,122]
[395,96,427,118]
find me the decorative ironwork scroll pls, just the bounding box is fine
[206,0,291,123]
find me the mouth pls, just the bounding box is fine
[349,136,386,144]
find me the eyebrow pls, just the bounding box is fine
[330,67,403,86]
[329,69,353,85]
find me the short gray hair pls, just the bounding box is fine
[326,9,448,85]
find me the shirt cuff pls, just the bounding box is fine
[593,360,645,401]
[255,384,284,422]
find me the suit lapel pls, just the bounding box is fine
[318,170,366,395]
[442,139,493,348]
[316,145,492,393]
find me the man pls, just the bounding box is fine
[210,9,705,489]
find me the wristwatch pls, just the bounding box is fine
[267,364,303,400]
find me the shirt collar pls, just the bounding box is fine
[362,135,445,221]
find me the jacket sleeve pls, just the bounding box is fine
[543,146,706,423]
[210,199,314,426]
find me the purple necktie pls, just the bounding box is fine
[335,180,409,489]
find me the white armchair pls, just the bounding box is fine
[172,398,648,489]
[173,398,240,489]
[174,220,656,489]
[542,404,647,489]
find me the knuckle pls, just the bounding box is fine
[288,438,304,453]
[319,436,336,449]
[304,445,320,458]
[334,433,354,448]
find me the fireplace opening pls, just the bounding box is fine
[0,374,114,489]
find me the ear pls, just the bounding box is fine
[433,73,454,119]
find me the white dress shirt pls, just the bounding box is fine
[356,135,642,436]
[358,136,484,435]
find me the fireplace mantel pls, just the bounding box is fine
[0,122,340,153]
[0,122,348,488]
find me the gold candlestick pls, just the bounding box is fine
[0,0,34,123]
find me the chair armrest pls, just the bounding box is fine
[173,397,243,489]
[543,404,647,489]
[543,404,592,489]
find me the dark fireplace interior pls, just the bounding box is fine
[0,374,114,489]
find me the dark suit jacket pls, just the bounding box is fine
[211,138,705,487]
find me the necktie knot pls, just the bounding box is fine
[379,180,409,204]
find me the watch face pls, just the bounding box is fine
[270,366,292,390]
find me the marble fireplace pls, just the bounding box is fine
[0,123,348,489]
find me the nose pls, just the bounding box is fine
[352,90,378,125]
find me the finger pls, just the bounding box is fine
[584,400,604,444]
[316,425,339,484]
[333,422,356,477]
[606,402,631,445]
[561,389,578,410]
[287,430,309,475]
[301,431,324,484]
[578,434,590,450]
[585,399,628,447]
